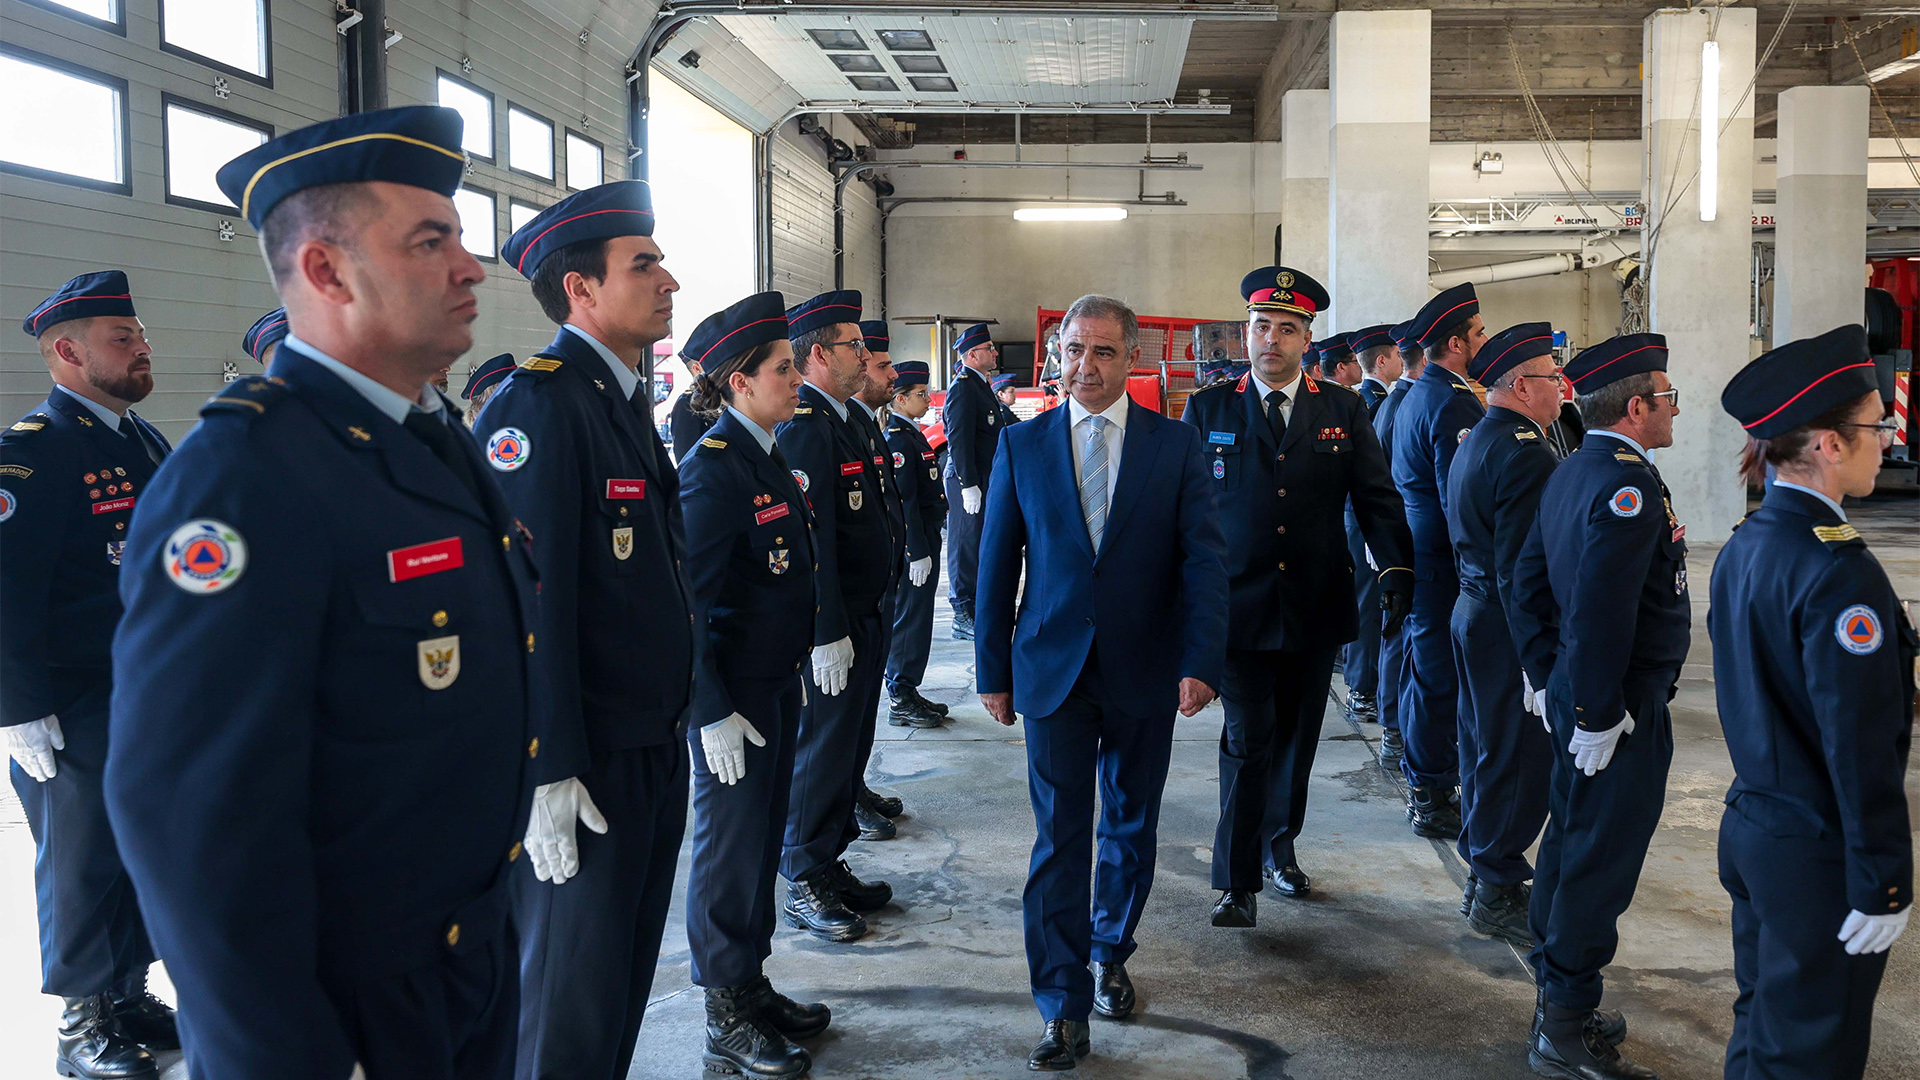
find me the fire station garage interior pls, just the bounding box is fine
[0,1,1916,1079]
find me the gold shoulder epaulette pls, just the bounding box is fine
[700,437,727,449]
[1613,451,1642,464]
[793,406,814,415]
[8,414,50,433]
[1514,428,1539,440]
[521,356,563,372]
[1812,524,1863,545]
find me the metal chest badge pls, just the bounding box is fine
[612,526,634,561]
[1213,458,1226,480]
[417,635,461,690]
[106,541,123,566]
[770,548,790,575]
[848,489,863,511]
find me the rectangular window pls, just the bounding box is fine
[507,105,553,180]
[160,0,271,84]
[565,131,602,191]
[438,73,494,160]
[162,96,271,213]
[0,48,129,194]
[23,0,124,33]
[454,186,498,260]
[509,199,541,237]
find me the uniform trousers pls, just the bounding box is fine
[1718,802,1890,1080]
[782,609,886,882]
[11,680,153,997]
[1529,670,1676,1012]
[1342,512,1381,699]
[844,588,896,850]
[1398,571,1462,789]
[512,742,688,1080]
[885,538,942,697]
[1450,594,1551,886]
[687,674,804,989]
[943,476,983,614]
[1211,645,1340,889]
[1377,622,1407,736]
[1023,654,1176,1022]
[324,932,517,1080]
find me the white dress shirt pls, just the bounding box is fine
[1066,392,1129,508]
[1769,480,1847,522]
[285,333,446,424]
[1249,367,1305,427]
[54,383,128,426]
[564,323,641,400]
[725,404,777,455]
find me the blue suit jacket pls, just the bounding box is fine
[974,398,1227,720]
[1391,363,1486,570]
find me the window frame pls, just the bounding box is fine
[157,0,275,88]
[505,102,556,182]
[508,197,543,239]
[0,44,132,196]
[453,183,501,263]
[18,0,126,36]
[436,70,497,163]
[563,129,603,192]
[160,93,274,214]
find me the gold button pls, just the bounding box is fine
[1276,526,1286,535]
[526,633,535,653]
[619,507,629,518]
[1278,562,1288,571]
[528,738,540,759]
[775,537,784,544]
[501,535,510,552]
[1277,453,1285,462]
[1277,488,1287,497]
[432,610,449,628]
[446,924,461,946]
[508,842,522,862]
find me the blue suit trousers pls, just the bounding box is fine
[782,610,886,881]
[1450,595,1550,886]
[1342,515,1381,698]
[943,477,983,614]
[1398,571,1462,789]
[886,539,941,696]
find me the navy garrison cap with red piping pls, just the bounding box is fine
[1722,324,1878,439]
[215,105,467,231]
[1390,320,1420,353]
[893,360,930,390]
[1350,324,1396,353]
[1407,283,1480,349]
[859,320,891,352]
[683,291,789,370]
[23,271,136,338]
[1565,333,1668,394]
[462,353,517,400]
[1470,322,1555,384]
[954,323,993,353]
[788,291,863,340]
[502,180,655,279]
[241,308,288,362]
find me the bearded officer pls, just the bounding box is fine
[942,322,1001,640]
[109,105,537,1079]
[476,180,697,1080]
[1370,320,1425,768]
[882,356,951,731]
[1508,333,1689,1080]
[844,320,908,842]
[4,272,176,1079]
[1183,267,1412,926]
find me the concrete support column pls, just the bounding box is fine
[1279,90,1329,284]
[1327,10,1430,331]
[1774,85,1869,346]
[1643,7,1755,543]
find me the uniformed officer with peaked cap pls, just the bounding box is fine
[1316,331,1361,385]
[242,307,289,365]
[882,354,952,730]
[1711,324,1913,1080]
[110,105,537,1080]
[943,321,1001,639]
[1350,325,1399,415]
[1370,318,1425,767]
[460,352,515,427]
[1445,322,1563,946]
[1390,282,1488,838]
[1183,266,1414,927]
[479,178,697,1080]
[1507,332,1688,1080]
[4,271,177,1079]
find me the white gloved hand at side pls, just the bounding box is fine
[962,486,983,515]
[1364,544,1377,571]
[700,713,766,786]
[3,715,64,783]
[812,636,855,697]
[1521,673,1548,730]
[1839,907,1909,955]
[349,1065,367,1080]
[525,777,607,885]
[1567,715,1634,776]
[909,557,932,587]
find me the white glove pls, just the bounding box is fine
[962,485,983,515]
[349,1066,367,1080]
[700,713,765,786]
[1522,672,1548,728]
[4,715,64,783]
[1839,907,1909,955]
[1364,544,1377,571]
[1567,715,1634,777]
[525,777,607,885]
[812,636,855,697]
[909,556,932,587]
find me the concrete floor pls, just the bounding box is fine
[2,496,1915,1080]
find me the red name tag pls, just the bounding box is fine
[921,451,936,460]
[1672,524,1686,543]
[388,537,465,583]
[91,497,135,515]
[605,479,646,500]
[755,502,791,525]
[840,461,863,476]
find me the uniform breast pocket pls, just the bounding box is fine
[1312,437,1354,460]
[597,495,643,575]
[1209,445,1241,491]
[341,575,470,740]
[752,500,800,579]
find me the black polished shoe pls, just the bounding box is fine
[1377,728,1405,767]
[57,995,156,1079]
[951,608,976,640]
[109,970,178,1052]
[1407,785,1461,839]
[906,687,950,718]
[1210,890,1257,927]
[783,873,867,943]
[1460,873,1479,917]
[744,975,830,1041]
[1091,961,1134,1019]
[858,785,903,820]
[1027,1019,1090,1071]
[854,800,897,840]
[1530,1005,1656,1079]
[824,859,893,913]
[887,695,942,728]
[1347,690,1378,723]
[1469,880,1535,946]
[704,984,812,1079]
[1266,863,1311,898]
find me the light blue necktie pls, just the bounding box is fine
[1079,414,1110,551]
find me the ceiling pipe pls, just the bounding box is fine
[1427,250,1607,290]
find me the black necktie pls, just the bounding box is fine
[118,415,160,466]
[1266,390,1288,444]
[404,411,482,503]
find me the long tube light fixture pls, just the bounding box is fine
[1014,206,1129,222]
[1701,39,1720,223]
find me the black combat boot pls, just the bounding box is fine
[1459,873,1479,917]
[1469,881,1535,946]
[704,984,811,1078]
[824,859,893,913]
[854,799,897,840]
[906,687,949,718]
[109,969,179,1051]
[1377,728,1405,767]
[887,694,941,728]
[1407,784,1461,839]
[57,995,156,1079]
[951,606,976,640]
[1531,1002,1654,1079]
[858,785,903,819]
[783,871,867,942]
[1347,690,1378,723]
[744,974,831,1040]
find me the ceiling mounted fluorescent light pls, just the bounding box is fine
[1014,207,1129,222]
[1700,39,1719,223]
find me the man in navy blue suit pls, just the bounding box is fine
[975,294,1227,1072]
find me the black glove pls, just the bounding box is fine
[1381,588,1412,636]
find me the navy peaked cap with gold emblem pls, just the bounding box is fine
[502,180,654,279]
[1470,322,1555,384]
[788,291,863,340]
[1351,324,1396,353]
[1565,333,1668,394]
[241,308,289,362]
[1408,283,1480,348]
[215,105,467,230]
[1240,265,1328,321]
[462,352,517,400]
[1722,324,1878,439]
[893,360,930,390]
[685,291,789,369]
[859,320,890,352]
[23,271,137,338]
[954,322,993,353]
[1390,320,1421,353]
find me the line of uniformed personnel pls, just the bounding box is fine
[0,102,1909,1080]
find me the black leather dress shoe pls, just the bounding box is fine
[109,971,178,1052]
[854,799,897,840]
[888,695,942,728]
[1407,785,1461,839]
[704,984,811,1079]
[825,859,893,913]
[1531,1007,1656,1078]
[1469,881,1534,946]
[1347,690,1378,723]
[907,687,950,717]
[783,873,867,942]
[1091,961,1134,1019]
[57,995,156,1079]
[745,975,830,1041]
[1266,864,1311,898]
[1027,1019,1090,1071]
[1377,728,1405,766]
[858,785,903,819]
[1210,890,1257,927]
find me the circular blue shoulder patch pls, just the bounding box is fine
[1609,487,1643,517]
[1834,604,1883,655]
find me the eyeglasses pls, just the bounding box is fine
[1513,371,1567,387]
[1647,388,1681,408]
[1837,420,1900,447]
[824,339,868,354]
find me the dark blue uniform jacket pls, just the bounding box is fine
[1391,363,1487,571]
[942,365,1002,489]
[1446,405,1558,621]
[886,412,948,562]
[776,382,901,645]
